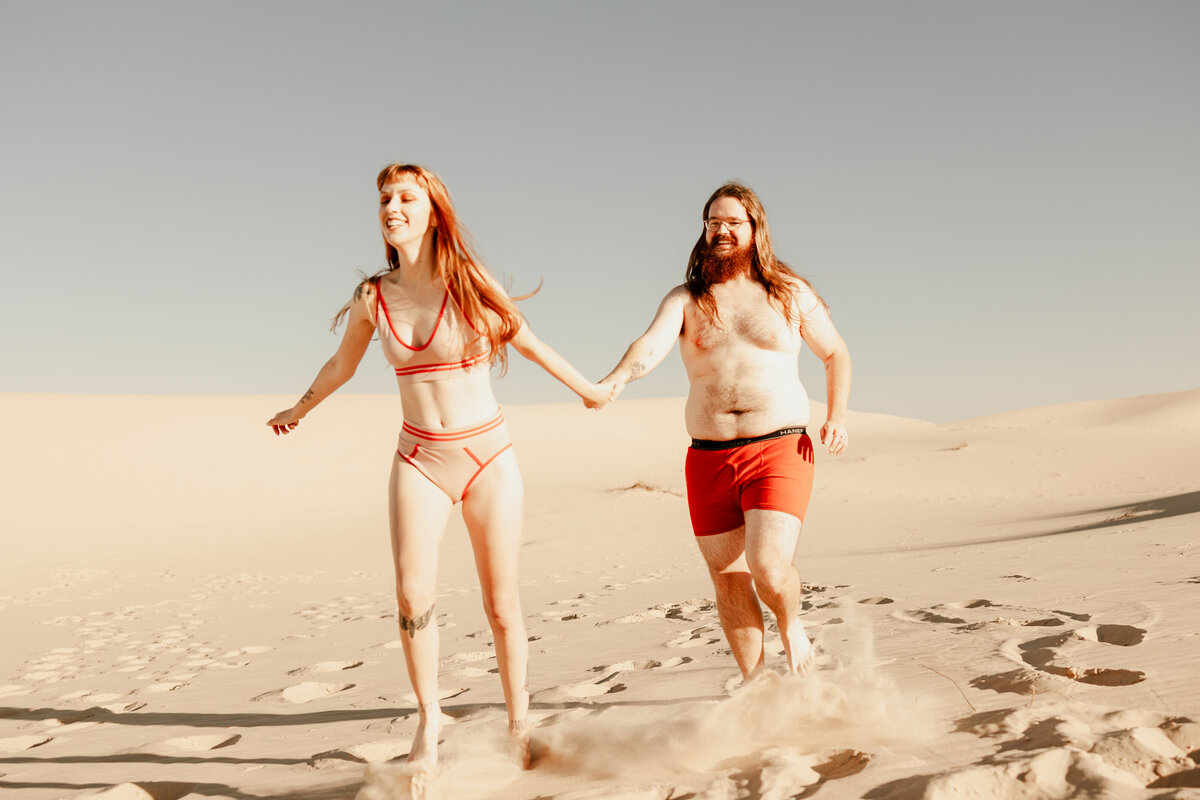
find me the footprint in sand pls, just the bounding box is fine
[972,621,1149,694]
[605,598,716,625]
[951,705,1200,791]
[814,748,871,779]
[893,608,968,624]
[718,747,870,798]
[131,733,241,755]
[288,660,364,676]
[539,609,596,622]
[608,608,668,624]
[0,735,53,752]
[439,651,496,677]
[531,677,626,702]
[140,681,189,694]
[68,782,200,799]
[662,598,716,620]
[1093,624,1147,646]
[1016,626,1148,687]
[59,690,122,704]
[311,737,409,768]
[440,651,493,667]
[252,681,356,704]
[666,626,722,649]
[100,701,147,714]
[548,594,596,607]
[590,658,692,674]
[538,657,696,702]
[38,715,101,736]
[399,686,468,705]
[896,599,1081,631]
[983,617,1067,629]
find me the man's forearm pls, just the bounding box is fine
[602,288,686,391]
[824,350,852,421]
[603,340,657,388]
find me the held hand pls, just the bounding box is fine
[820,419,848,456]
[267,408,302,436]
[600,379,620,407]
[598,374,628,403]
[582,380,617,411]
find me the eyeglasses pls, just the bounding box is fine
[703,218,750,232]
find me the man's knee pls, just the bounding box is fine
[709,568,755,598]
[747,559,797,596]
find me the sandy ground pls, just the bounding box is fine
[2,389,1199,799]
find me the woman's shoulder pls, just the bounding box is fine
[355,277,377,297]
[352,275,384,306]
[345,276,381,327]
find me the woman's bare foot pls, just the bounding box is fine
[408,704,441,770]
[783,618,815,676]
[509,718,532,769]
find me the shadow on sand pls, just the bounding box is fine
[856,490,1200,555]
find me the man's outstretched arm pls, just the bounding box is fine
[600,286,689,400]
[796,287,852,455]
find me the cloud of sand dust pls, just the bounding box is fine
[355,723,525,800]
[537,666,931,780]
[534,605,937,782]
[356,606,934,797]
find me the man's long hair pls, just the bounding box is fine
[685,182,818,325]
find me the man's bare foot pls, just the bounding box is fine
[782,618,815,676]
[407,705,440,770]
[509,718,532,769]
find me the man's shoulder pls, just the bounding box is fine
[661,284,693,308]
[784,276,827,316]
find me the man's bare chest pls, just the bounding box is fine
[685,300,799,352]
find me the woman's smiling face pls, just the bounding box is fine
[378,177,437,251]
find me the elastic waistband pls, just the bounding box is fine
[690,425,807,451]
[401,409,505,442]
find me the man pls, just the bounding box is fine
[600,182,851,678]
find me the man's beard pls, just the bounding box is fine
[698,238,754,283]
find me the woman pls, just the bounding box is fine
[267,164,611,769]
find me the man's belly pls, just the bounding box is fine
[684,379,811,441]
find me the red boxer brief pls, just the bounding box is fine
[685,427,815,536]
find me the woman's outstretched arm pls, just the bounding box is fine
[509,320,613,410]
[267,283,377,434]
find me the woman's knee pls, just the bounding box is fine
[482,592,524,636]
[395,582,437,620]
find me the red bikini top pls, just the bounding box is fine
[371,283,489,384]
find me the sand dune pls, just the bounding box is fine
[1,390,1198,798]
[954,387,1200,429]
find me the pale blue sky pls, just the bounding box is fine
[2,1,1196,421]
